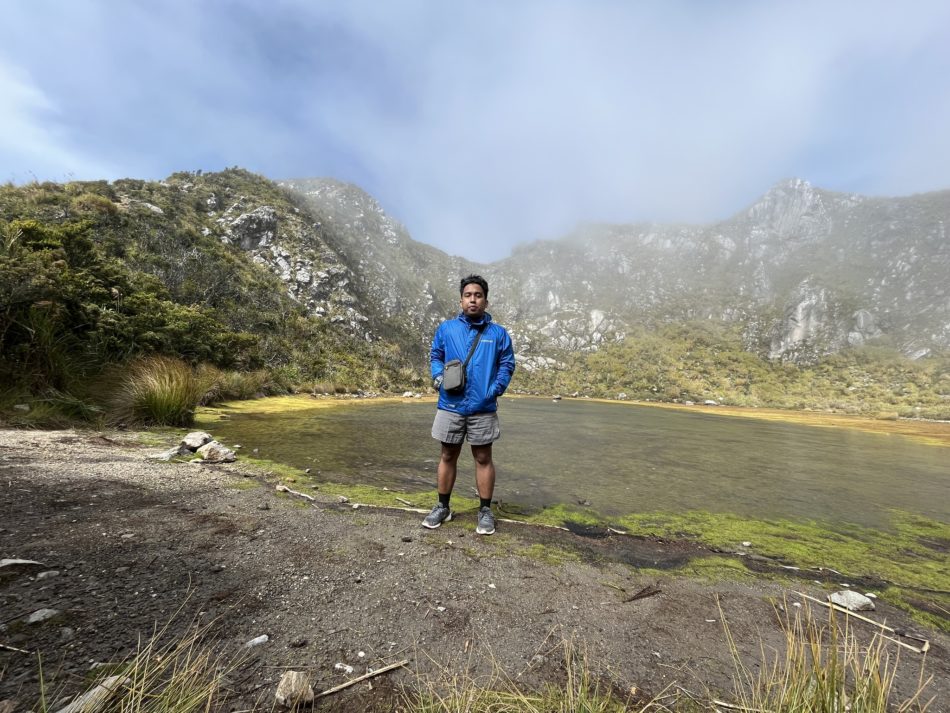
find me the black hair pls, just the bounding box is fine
[459,274,488,298]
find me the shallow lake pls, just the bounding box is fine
[200,397,949,529]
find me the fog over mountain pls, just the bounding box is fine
[274,177,950,365]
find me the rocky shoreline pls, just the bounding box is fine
[1,427,947,711]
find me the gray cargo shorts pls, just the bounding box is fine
[432,409,501,446]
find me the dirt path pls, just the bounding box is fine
[1,428,946,711]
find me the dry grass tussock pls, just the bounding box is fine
[723,599,934,713]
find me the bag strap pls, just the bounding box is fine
[461,324,486,368]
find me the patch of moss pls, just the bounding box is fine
[518,542,582,566]
[677,556,758,583]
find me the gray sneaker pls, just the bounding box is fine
[422,503,452,529]
[476,506,496,535]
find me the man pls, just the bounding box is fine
[424,275,515,535]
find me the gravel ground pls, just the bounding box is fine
[0,428,946,711]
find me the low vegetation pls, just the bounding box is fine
[36,618,236,713]
[726,602,934,712]
[39,612,932,712]
[515,322,950,420]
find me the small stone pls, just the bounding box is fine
[0,558,44,569]
[275,670,314,707]
[55,675,128,713]
[12,404,30,412]
[27,608,60,624]
[334,663,354,675]
[244,634,269,648]
[258,502,270,510]
[352,503,360,509]
[338,496,349,503]
[59,627,76,642]
[741,541,752,547]
[36,570,60,579]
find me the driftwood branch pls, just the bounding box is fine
[275,484,315,502]
[316,659,409,698]
[623,584,661,603]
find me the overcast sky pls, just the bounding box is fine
[3,1,949,261]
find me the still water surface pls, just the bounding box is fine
[203,397,949,529]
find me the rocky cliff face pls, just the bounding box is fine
[223,174,948,365]
[482,179,950,363]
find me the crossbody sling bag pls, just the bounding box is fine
[442,325,485,393]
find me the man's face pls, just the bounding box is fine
[460,283,488,319]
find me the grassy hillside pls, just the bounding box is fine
[0,171,426,425]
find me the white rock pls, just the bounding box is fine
[244,634,269,648]
[12,404,30,412]
[181,431,213,450]
[742,541,752,547]
[196,441,236,463]
[334,663,354,675]
[829,590,875,612]
[0,558,44,569]
[275,671,314,708]
[27,608,60,624]
[55,675,129,713]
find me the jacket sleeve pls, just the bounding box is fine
[430,324,445,379]
[492,328,515,397]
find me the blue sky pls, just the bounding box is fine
[3,1,949,261]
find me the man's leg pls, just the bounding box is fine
[438,442,463,496]
[471,443,496,535]
[423,442,463,529]
[471,444,495,501]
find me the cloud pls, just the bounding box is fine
[2,1,949,260]
[0,62,117,182]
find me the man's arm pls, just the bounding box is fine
[430,324,446,388]
[491,328,515,397]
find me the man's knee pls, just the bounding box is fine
[471,444,493,466]
[440,443,463,462]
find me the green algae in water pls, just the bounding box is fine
[198,396,950,626]
[198,396,949,529]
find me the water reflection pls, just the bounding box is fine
[203,397,949,528]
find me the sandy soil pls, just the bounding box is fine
[0,428,946,711]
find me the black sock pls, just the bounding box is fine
[480,497,492,509]
[439,492,451,508]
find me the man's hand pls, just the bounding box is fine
[433,375,443,390]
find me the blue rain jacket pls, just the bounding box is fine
[430,312,515,416]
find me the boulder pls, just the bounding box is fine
[196,441,236,463]
[181,432,213,450]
